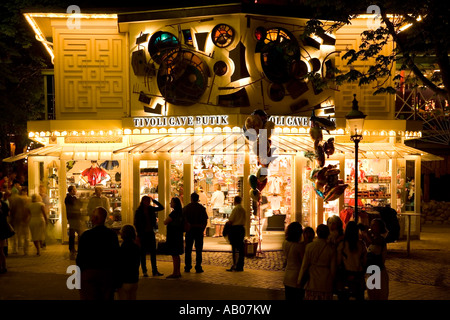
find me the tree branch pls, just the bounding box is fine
[380,8,448,97]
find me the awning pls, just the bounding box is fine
[2,145,124,162]
[112,133,442,161]
[112,133,356,155]
[1,145,61,162]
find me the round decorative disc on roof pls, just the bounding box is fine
[148,31,180,64]
[211,24,235,48]
[213,60,228,76]
[257,27,300,84]
[157,50,210,106]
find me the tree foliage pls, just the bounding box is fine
[0,0,57,162]
[301,0,450,100]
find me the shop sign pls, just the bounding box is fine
[133,115,229,128]
[268,115,335,127]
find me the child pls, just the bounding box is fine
[117,224,141,300]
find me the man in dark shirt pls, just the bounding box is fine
[76,207,120,300]
[182,192,208,273]
[64,186,82,259]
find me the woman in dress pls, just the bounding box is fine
[28,194,47,256]
[164,197,184,278]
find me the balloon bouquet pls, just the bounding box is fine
[307,110,348,203]
[243,109,276,255]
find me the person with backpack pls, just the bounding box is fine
[164,197,185,278]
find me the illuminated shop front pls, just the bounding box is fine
[10,4,440,244]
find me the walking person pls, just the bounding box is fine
[28,194,48,256]
[64,186,83,260]
[9,189,30,255]
[134,195,164,277]
[38,184,50,249]
[298,224,336,300]
[117,224,140,300]
[164,197,185,278]
[282,222,306,300]
[226,196,247,272]
[363,218,389,300]
[335,221,367,300]
[76,207,120,300]
[182,192,208,273]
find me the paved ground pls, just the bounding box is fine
[1,224,449,304]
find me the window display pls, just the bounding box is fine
[66,160,122,230]
[250,155,292,231]
[170,160,184,204]
[344,159,392,208]
[140,160,158,201]
[47,163,60,223]
[193,154,243,236]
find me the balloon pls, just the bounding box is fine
[323,137,335,158]
[249,189,261,202]
[315,144,325,167]
[245,115,263,133]
[309,126,323,142]
[323,184,348,202]
[256,167,268,181]
[249,174,258,190]
[257,178,268,191]
[263,120,275,138]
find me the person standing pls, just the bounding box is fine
[335,221,367,300]
[298,224,336,300]
[28,194,47,256]
[76,207,120,300]
[117,224,140,300]
[210,184,225,237]
[134,196,164,277]
[282,222,306,300]
[226,196,247,272]
[164,197,185,278]
[87,186,110,218]
[363,218,389,300]
[64,186,83,260]
[182,192,208,273]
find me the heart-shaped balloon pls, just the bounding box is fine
[257,178,268,191]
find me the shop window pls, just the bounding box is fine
[140,160,158,201]
[344,158,392,209]
[66,160,122,230]
[250,155,292,232]
[170,160,184,205]
[193,154,244,236]
[302,159,313,227]
[47,162,60,224]
[405,160,416,212]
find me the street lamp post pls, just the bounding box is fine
[346,94,366,224]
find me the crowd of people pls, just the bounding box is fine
[68,186,244,300]
[1,170,390,301]
[283,215,389,301]
[0,171,50,274]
